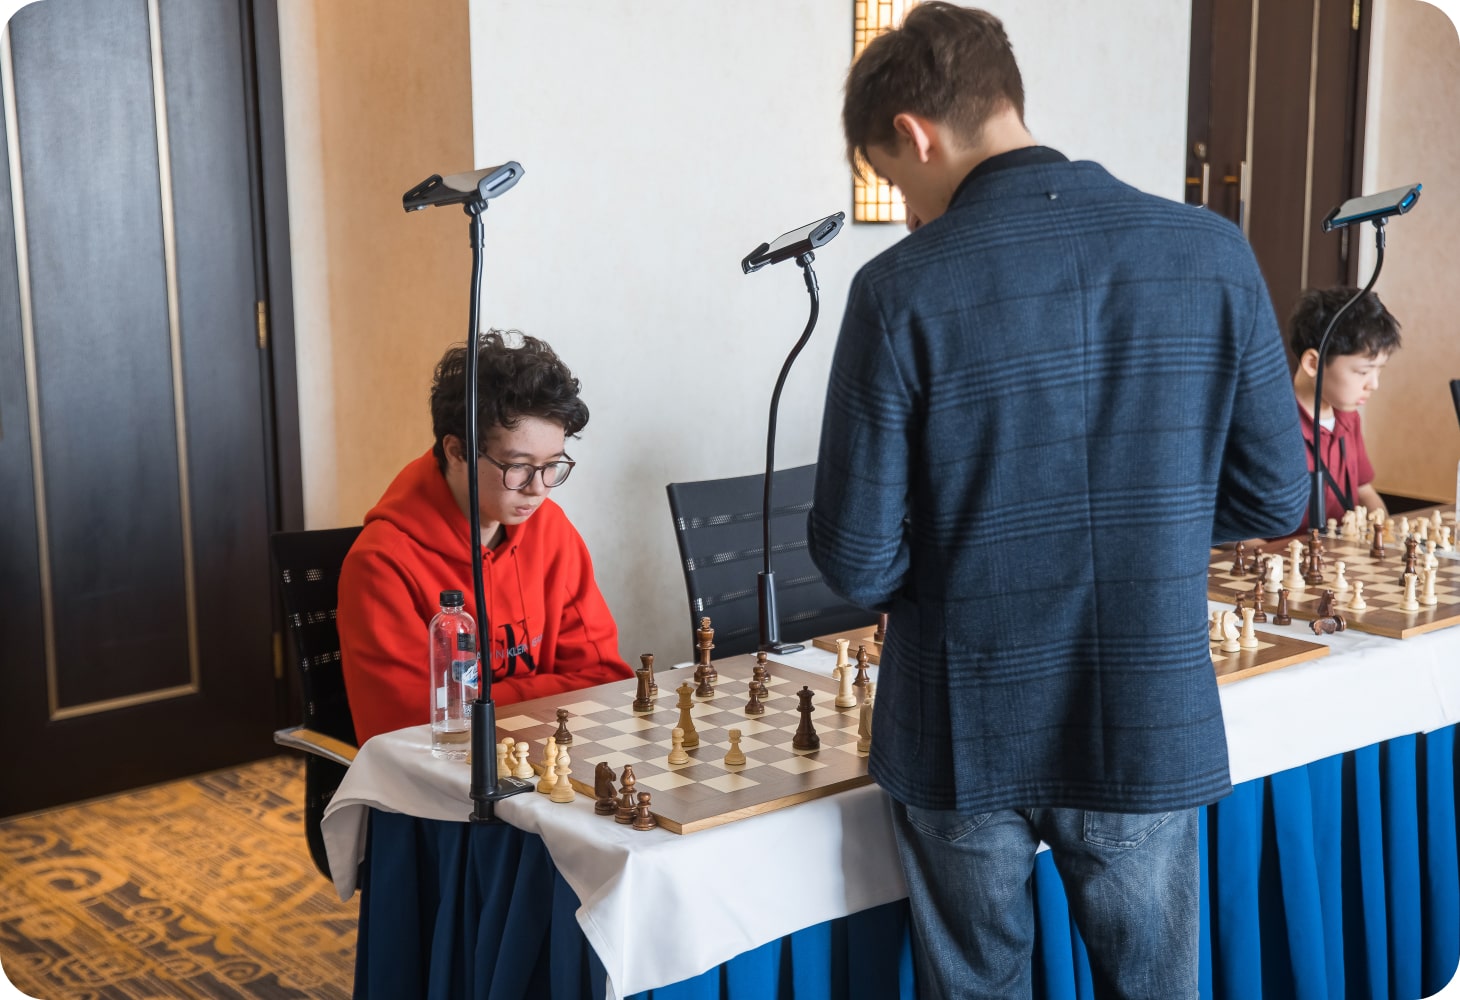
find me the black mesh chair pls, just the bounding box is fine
[665,464,870,659]
[270,526,363,880]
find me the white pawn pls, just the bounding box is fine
[1400,572,1420,612]
[513,741,534,779]
[1238,607,1259,649]
[549,748,576,802]
[1219,611,1241,653]
[536,748,558,794]
[1423,568,1439,607]
[1208,610,1223,641]
[724,728,747,766]
[496,741,510,778]
[668,727,690,765]
[834,660,857,709]
[1440,526,1454,552]
[1398,515,1411,541]
[1347,579,1368,611]
[1326,517,1339,537]
[1333,560,1350,593]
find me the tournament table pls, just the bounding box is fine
[323,606,1460,999]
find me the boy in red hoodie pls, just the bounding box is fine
[338,332,633,745]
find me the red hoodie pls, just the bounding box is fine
[338,450,632,744]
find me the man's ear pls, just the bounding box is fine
[1299,348,1321,378]
[442,434,466,466]
[891,112,937,164]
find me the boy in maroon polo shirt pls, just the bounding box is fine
[1290,287,1402,532]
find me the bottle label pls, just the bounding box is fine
[451,657,476,683]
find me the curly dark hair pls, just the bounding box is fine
[1287,287,1402,362]
[843,3,1024,170]
[430,331,590,472]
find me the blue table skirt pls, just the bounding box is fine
[354,725,1460,1000]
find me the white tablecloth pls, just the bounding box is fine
[322,621,1460,998]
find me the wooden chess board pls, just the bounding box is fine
[494,655,870,834]
[811,625,882,664]
[1210,628,1329,684]
[1208,528,1460,640]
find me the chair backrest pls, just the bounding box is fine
[665,464,870,659]
[270,525,363,879]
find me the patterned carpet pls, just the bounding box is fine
[0,756,357,999]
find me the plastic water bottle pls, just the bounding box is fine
[429,589,477,760]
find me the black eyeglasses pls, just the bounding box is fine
[480,453,576,490]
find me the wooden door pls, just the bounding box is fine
[0,0,287,815]
[1187,0,1368,323]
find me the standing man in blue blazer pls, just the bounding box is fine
[808,5,1309,997]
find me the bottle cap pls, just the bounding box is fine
[439,589,465,608]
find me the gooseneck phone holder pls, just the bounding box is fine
[741,212,845,653]
[1307,183,1421,532]
[404,164,534,822]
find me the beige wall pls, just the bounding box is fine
[1362,0,1460,503]
[278,0,474,528]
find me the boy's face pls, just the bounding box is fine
[443,415,569,531]
[1321,351,1390,412]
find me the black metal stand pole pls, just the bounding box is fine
[757,251,821,654]
[1308,220,1386,533]
[462,202,532,823]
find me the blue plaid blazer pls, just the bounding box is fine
[809,154,1308,813]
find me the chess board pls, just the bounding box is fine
[811,625,882,664]
[494,655,870,834]
[1210,628,1329,684]
[1208,528,1460,640]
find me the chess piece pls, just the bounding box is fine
[1304,530,1325,585]
[792,686,820,751]
[615,766,638,824]
[751,662,769,694]
[1400,536,1420,588]
[696,617,718,683]
[633,659,655,712]
[1265,555,1284,594]
[1399,572,1420,612]
[1273,588,1292,626]
[1440,525,1453,552]
[834,659,857,709]
[745,678,765,715]
[834,637,851,678]
[1423,567,1439,607]
[1310,614,1347,635]
[755,648,770,684]
[1341,510,1357,539]
[496,741,510,779]
[668,727,690,765]
[724,729,746,766]
[675,683,699,747]
[536,742,558,794]
[1238,608,1258,650]
[693,658,715,700]
[1315,589,1337,619]
[1232,593,1247,616]
[1219,611,1241,653]
[642,652,658,698]
[549,749,576,802]
[1347,579,1367,611]
[513,741,534,779]
[1370,521,1385,559]
[594,762,617,815]
[1326,517,1339,537]
[857,681,875,755]
[1250,580,1267,623]
[853,645,871,690]
[1208,610,1223,642]
[1284,540,1306,591]
[1231,541,1249,575]
[632,791,658,831]
[1333,561,1350,593]
[554,708,573,746]
[874,612,888,644]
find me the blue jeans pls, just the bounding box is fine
[889,801,1200,1000]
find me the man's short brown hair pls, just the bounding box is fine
[843,2,1024,169]
[430,331,589,472]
